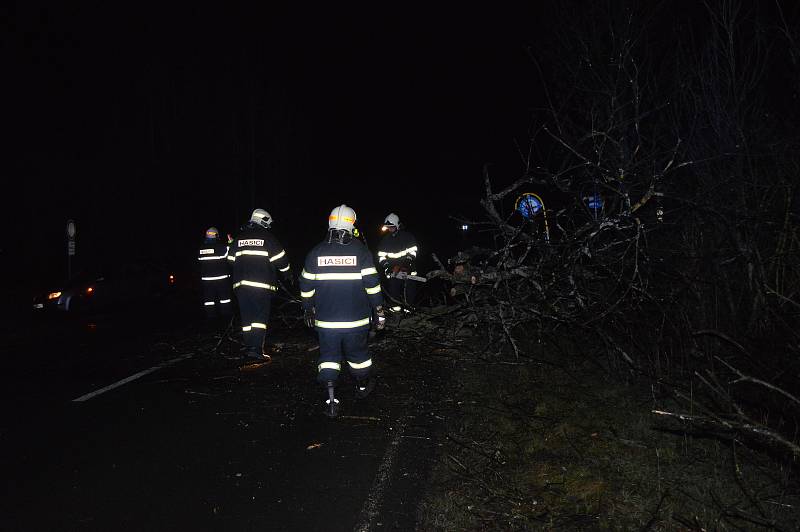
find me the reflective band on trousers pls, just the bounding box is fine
[236,250,270,257]
[242,326,251,331]
[204,301,215,306]
[318,362,341,372]
[269,249,286,262]
[220,299,231,304]
[301,289,315,298]
[202,275,230,281]
[348,359,372,369]
[233,280,277,291]
[365,285,381,294]
[279,265,290,272]
[315,317,371,329]
[250,322,267,329]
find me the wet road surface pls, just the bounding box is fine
[1,305,445,531]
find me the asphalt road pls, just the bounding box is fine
[1,303,446,531]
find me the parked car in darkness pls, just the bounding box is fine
[32,270,96,312]
[32,261,190,314]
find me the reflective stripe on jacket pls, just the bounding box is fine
[376,230,418,275]
[228,224,290,291]
[198,241,230,279]
[299,237,383,331]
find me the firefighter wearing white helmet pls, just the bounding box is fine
[250,208,273,228]
[197,226,232,319]
[377,212,419,312]
[299,204,385,418]
[227,208,291,362]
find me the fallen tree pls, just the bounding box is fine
[417,2,800,525]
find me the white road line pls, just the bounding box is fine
[353,422,406,532]
[71,353,193,402]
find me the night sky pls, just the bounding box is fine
[13,2,759,301]
[7,5,554,295]
[4,1,796,303]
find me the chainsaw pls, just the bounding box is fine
[388,271,427,283]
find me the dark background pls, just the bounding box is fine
[5,5,554,300]
[5,2,734,306]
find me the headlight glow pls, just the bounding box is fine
[47,291,62,300]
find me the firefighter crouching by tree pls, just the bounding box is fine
[198,226,233,321]
[300,204,385,418]
[447,250,481,300]
[376,212,418,313]
[227,208,292,362]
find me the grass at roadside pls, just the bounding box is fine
[415,336,800,530]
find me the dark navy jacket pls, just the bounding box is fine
[227,224,290,293]
[300,237,383,331]
[198,239,230,280]
[377,230,418,276]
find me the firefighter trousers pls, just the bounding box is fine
[384,277,417,310]
[202,279,233,318]
[236,287,272,351]
[316,329,372,384]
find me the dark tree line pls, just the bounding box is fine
[430,0,800,472]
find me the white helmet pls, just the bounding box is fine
[328,204,357,233]
[383,213,400,228]
[250,208,273,229]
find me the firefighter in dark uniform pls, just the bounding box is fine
[300,204,385,418]
[198,226,233,318]
[376,212,419,312]
[227,208,291,361]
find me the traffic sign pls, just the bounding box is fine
[515,193,543,220]
[586,194,603,210]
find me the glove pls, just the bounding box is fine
[304,307,315,328]
[374,306,386,331]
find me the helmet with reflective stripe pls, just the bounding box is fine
[383,213,400,228]
[205,226,220,240]
[250,208,273,229]
[328,204,357,233]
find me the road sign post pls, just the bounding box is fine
[67,220,76,280]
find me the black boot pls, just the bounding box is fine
[324,381,340,418]
[355,377,376,399]
[243,347,263,361]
